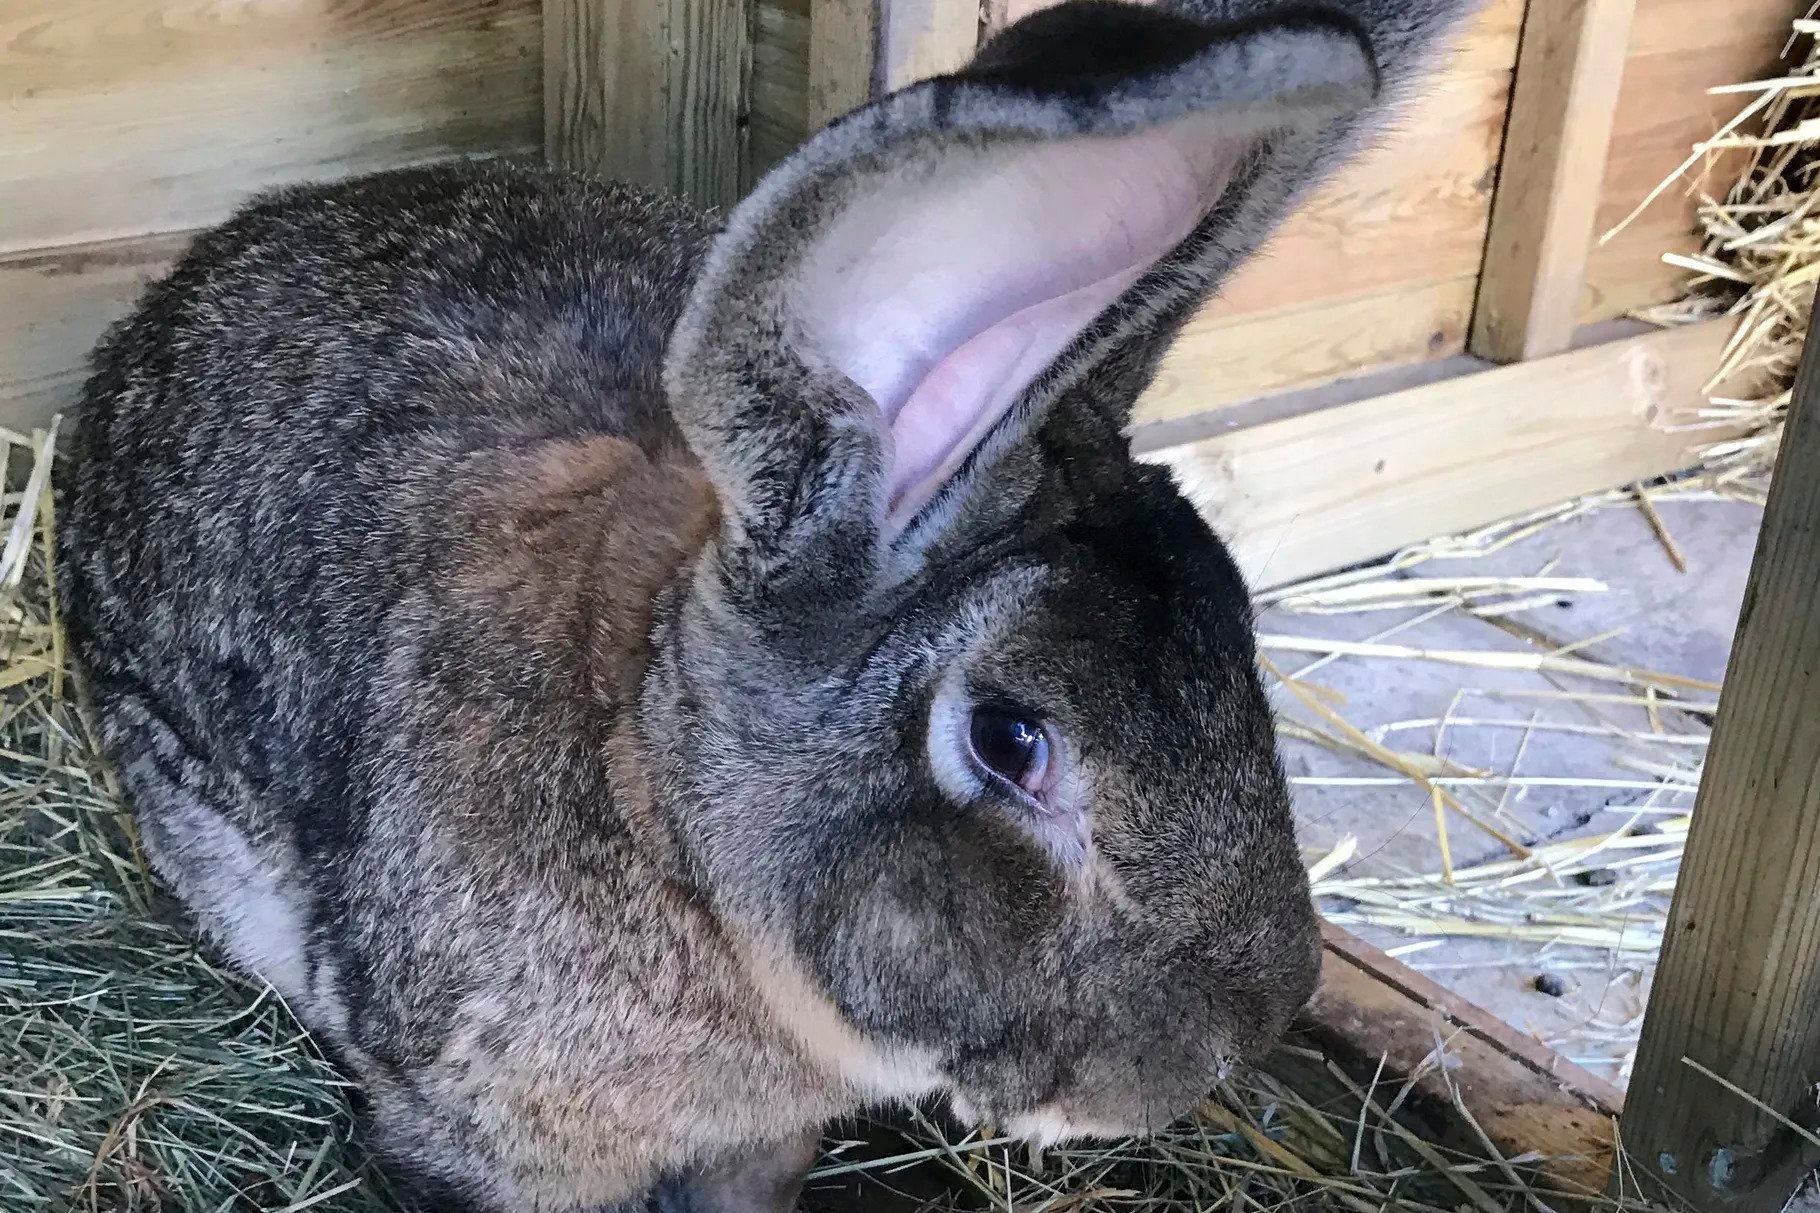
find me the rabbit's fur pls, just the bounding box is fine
[58,1,1475,1209]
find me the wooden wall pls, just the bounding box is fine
[1,0,1797,435]
[1139,0,1523,423]
[752,0,1794,421]
[1,0,541,431]
[742,0,1521,423]
[1584,0,1794,322]
[751,0,811,180]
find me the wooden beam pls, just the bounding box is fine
[545,0,752,211]
[1468,0,1635,363]
[2,0,541,255]
[807,0,978,132]
[879,0,979,90]
[1274,923,1621,1197]
[1582,0,1790,329]
[1618,316,1820,1211]
[807,0,877,131]
[2,233,193,438]
[1144,319,1738,590]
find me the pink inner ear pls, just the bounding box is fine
[795,114,1244,524]
[887,263,1152,519]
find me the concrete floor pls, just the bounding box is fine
[1267,491,1765,1084]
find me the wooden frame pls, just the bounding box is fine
[1614,309,1820,1212]
[1283,305,1819,1213]
[1468,0,1636,363]
[1140,319,1736,590]
[1281,923,1623,1197]
[528,0,1782,594]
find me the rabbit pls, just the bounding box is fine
[56,0,1475,1209]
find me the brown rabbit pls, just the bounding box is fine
[57,1,1474,1209]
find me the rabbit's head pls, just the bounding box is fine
[648,0,1470,1140]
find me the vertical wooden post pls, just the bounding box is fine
[880,0,981,87]
[808,0,878,131]
[545,0,753,211]
[1468,0,1635,363]
[983,0,1058,37]
[807,0,979,134]
[1619,312,1820,1211]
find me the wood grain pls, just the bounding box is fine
[545,0,751,210]
[675,0,755,206]
[1277,922,1621,1197]
[1582,0,1791,324]
[738,0,1524,406]
[749,0,811,182]
[1216,61,1512,317]
[807,0,875,131]
[1470,0,1636,362]
[0,0,539,253]
[1143,319,1738,590]
[1135,276,1479,425]
[1619,312,1820,1213]
[1153,0,1521,405]
[1,233,192,435]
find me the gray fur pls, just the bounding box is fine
[57,2,1475,1209]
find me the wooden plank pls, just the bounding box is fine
[1582,0,1790,325]
[878,0,979,89]
[1143,319,1737,590]
[1469,0,1636,363]
[545,0,668,194]
[0,0,540,254]
[0,233,192,436]
[1214,60,1511,319]
[1272,922,1621,1197]
[673,0,755,207]
[764,0,1522,405]
[807,0,876,131]
[1131,0,1521,411]
[802,0,976,133]
[750,0,813,182]
[1618,316,1820,1212]
[545,0,752,210]
[1135,277,1480,425]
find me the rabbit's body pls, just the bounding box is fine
[60,3,1475,1209]
[60,164,886,1207]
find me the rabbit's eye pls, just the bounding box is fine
[968,707,1052,796]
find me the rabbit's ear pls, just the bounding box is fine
[667,2,1420,580]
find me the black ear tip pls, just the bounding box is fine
[964,1,1380,102]
[967,2,1226,91]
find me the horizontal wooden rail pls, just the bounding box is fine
[1144,319,1738,590]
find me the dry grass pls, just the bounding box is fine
[0,426,398,1210]
[1612,7,1820,492]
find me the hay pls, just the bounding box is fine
[1613,5,1820,491]
[1264,536,1711,1082]
[0,428,397,1211]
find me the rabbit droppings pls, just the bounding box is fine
[58,1,1475,1210]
